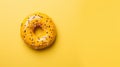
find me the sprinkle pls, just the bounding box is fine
[32,16,35,19]
[24,36,25,38]
[24,30,26,33]
[36,20,38,22]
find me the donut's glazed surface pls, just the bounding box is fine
[20,12,56,49]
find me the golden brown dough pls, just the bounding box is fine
[20,12,56,49]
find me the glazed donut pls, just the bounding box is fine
[20,12,56,49]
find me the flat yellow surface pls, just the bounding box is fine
[0,0,120,67]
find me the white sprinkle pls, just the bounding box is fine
[28,16,34,21]
[28,15,41,21]
[38,37,46,41]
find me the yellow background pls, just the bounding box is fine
[0,0,120,67]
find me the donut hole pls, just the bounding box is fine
[34,26,44,37]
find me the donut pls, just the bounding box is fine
[20,12,56,49]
